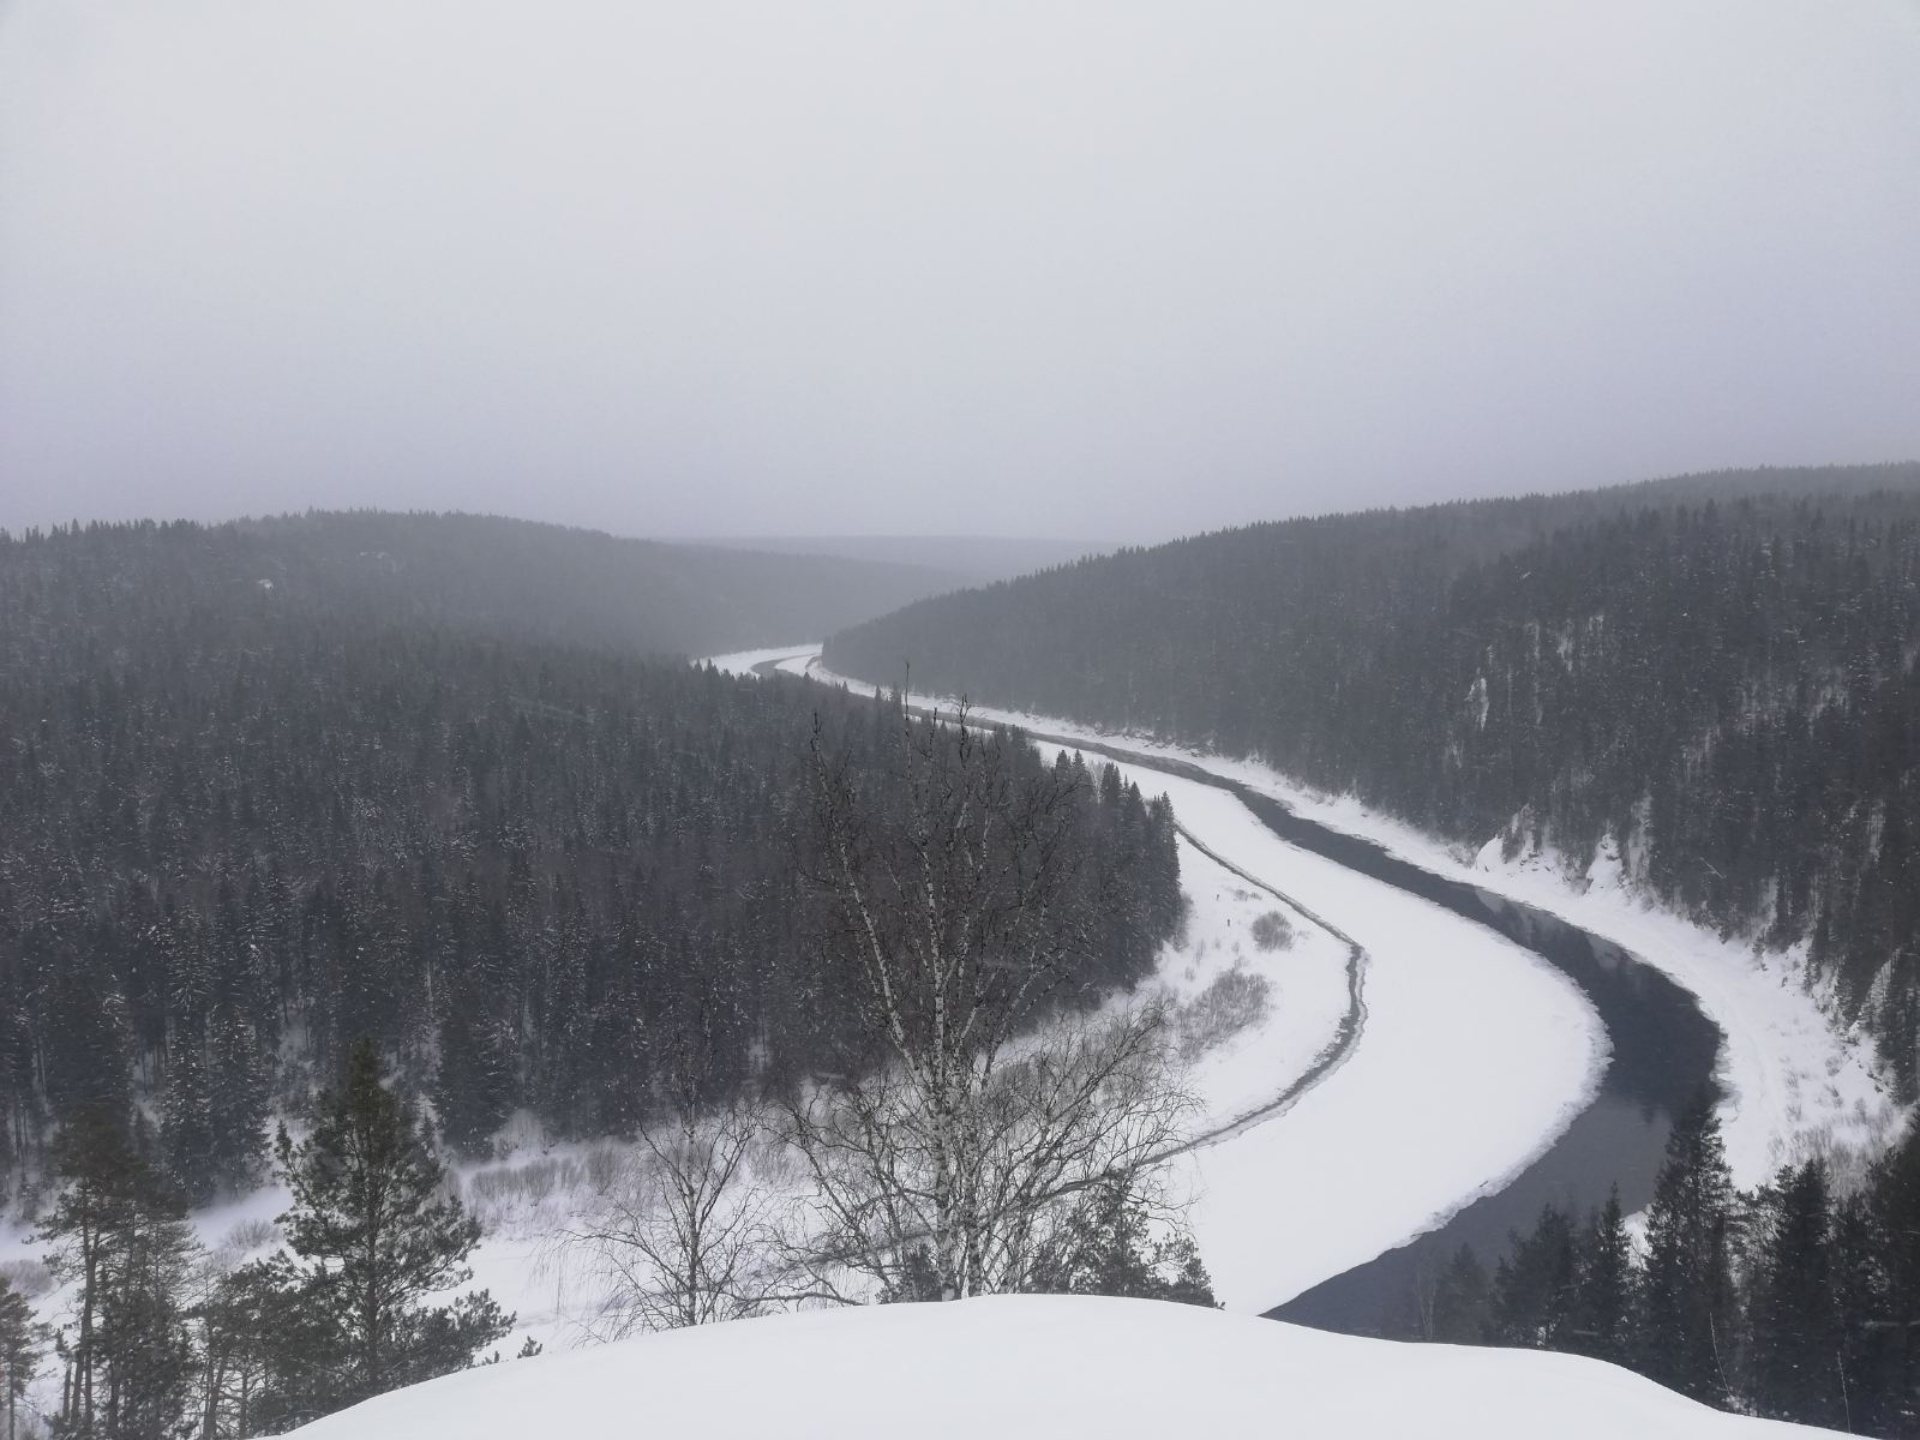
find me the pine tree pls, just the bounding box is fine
[0,1275,45,1440]
[36,1108,197,1440]
[274,1039,511,1415]
[194,1257,332,1438]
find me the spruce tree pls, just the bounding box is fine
[274,1039,511,1415]
[1747,1159,1843,1426]
[160,1031,218,1206]
[1857,1122,1920,1432]
[1491,1205,1578,1348]
[1430,1245,1493,1345]
[1639,1092,1738,1405]
[1570,1187,1633,1366]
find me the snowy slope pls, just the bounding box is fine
[291,1295,1835,1440]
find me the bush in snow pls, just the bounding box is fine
[1249,910,1295,952]
[1174,967,1273,1060]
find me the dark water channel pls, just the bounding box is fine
[766,660,1725,1338]
[979,726,1725,1339]
[1244,778,1723,1336]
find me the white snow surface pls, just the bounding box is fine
[292,1294,1833,1440]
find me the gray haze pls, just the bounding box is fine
[3,1,1917,544]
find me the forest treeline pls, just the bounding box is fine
[825,464,1920,1090]
[1414,1097,1920,1435]
[0,518,1181,1209]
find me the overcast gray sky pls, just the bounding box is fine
[3,1,1917,545]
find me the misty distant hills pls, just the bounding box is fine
[5,510,962,658]
[692,534,1109,586]
[826,461,1920,1091]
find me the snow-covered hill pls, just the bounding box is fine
[291,1296,1834,1439]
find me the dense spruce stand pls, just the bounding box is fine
[1417,1097,1920,1435]
[0,514,1185,1435]
[0,515,1179,1197]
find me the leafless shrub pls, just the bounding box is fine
[1250,909,1295,952]
[584,1144,623,1195]
[556,1097,778,1337]
[1174,966,1272,1060]
[468,1158,563,1209]
[221,1218,280,1254]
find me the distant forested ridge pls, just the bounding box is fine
[826,464,1920,1089]
[0,517,1179,1206]
[0,509,959,661]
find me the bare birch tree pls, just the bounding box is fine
[558,1035,777,1336]
[785,701,1192,1302]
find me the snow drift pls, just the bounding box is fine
[292,1296,1833,1439]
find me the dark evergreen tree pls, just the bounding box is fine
[1568,1188,1632,1367]
[1852,1121,1920,1434]
[36,1109,197,1440]
[1027,1175,1217,1307]
[159,1036,218,1208]
[1491,1205,1579,1349]
[0,1275,45,1440]
[272,1040,511,1416]
[1746,1159,1844,1426]
[1429,1245,1493,1345]
[1637,1095,1737,1405]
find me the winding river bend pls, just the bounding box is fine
[754,655,1725,1337]
[984,723,1722,1336]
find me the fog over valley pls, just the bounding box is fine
[3,1,1917,542]
[4,7,1920,1440]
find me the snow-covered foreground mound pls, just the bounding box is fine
[293,1296,1830,1439]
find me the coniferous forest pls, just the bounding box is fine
[826,464,1920,1090]
[1416,1096,1920,1436]
[0,517,1181,1209]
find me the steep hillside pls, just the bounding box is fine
[825,464,1920,1089]
[0,521,1178,1203]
